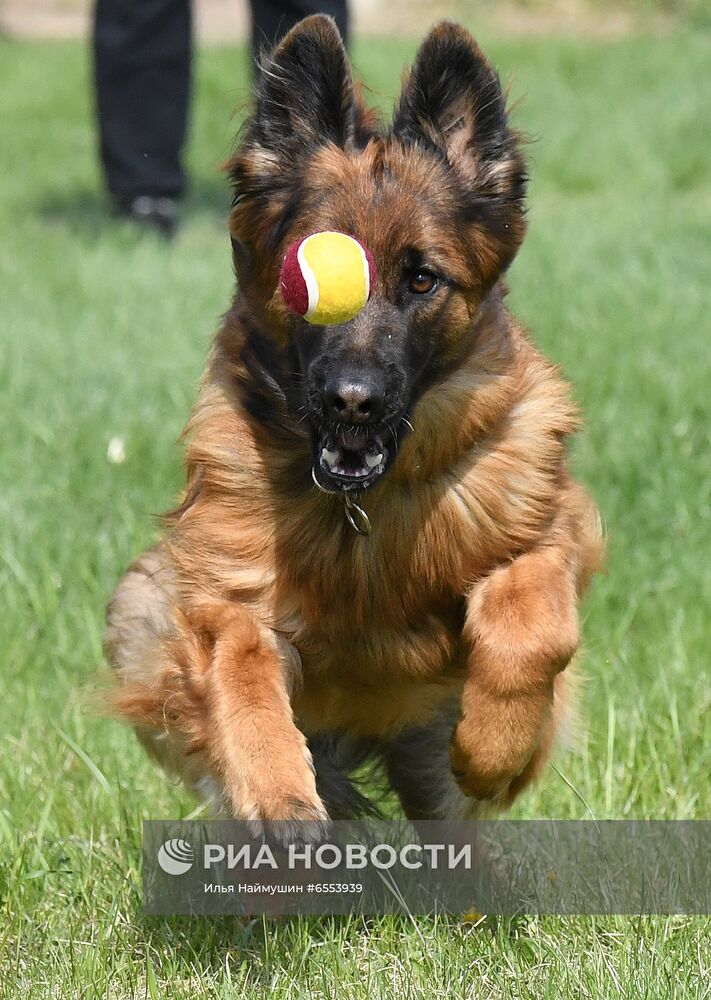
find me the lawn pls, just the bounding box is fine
[1,19,710,999]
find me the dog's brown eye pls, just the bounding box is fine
[409,271,437,295]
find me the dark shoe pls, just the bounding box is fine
[114,195,179,238]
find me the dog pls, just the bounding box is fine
[105,16,603,830]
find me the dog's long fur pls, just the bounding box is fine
[105,17,603,825]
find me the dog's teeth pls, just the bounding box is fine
[322,448,340,467]
[365,452,383,469]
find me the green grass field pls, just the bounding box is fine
[1,21,710,999]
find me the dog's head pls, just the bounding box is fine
[228,16,526,494]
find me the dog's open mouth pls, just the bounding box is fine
[316,426,387,491]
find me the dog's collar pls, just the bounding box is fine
[311,468,372,537]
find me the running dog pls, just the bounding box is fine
[105,16,603,831]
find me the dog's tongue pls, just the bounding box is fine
[338,427,364,450]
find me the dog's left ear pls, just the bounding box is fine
[393,22,526,268]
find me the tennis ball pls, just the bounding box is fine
[279,231,376,326]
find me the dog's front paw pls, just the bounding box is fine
[226,743,331,845]
[247,793,331,848]
[449,722,531,801]
[449,683,553,800]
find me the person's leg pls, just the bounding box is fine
[93,0,192,230]
[249,0,348,58]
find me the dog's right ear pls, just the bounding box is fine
[235,15,354,171]
[251,14,355,152]
[228,16,355,254]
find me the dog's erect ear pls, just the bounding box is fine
[392,22,526,265]
[251,15,355,153]
[228,16,356,256]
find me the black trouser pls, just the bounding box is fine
[93,0,349,202]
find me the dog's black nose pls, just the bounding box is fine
[323,371,385,424]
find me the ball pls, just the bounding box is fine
[279,231,376,326]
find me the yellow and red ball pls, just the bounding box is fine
[279,231,376,326]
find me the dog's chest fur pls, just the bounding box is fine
[168,330,575,736]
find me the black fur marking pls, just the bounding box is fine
[217,317,304,441]
[382,699,464,820]
[265,186,305,254]
[309,734,385,819]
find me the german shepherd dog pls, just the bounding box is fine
[106,16,603,830]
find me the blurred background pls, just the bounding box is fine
[2,0,709,39]
[1,1,710,997]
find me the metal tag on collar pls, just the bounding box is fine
[344,494,371,536]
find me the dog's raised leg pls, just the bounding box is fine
[450,531,584,802]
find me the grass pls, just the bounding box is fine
[1,19,710,1000]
